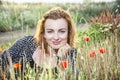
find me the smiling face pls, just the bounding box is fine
[44,18,68,49]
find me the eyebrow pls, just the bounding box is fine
[46,29,53,30]
[59,28,67,30]
[46,28,67,30]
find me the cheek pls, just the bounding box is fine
[59,33,68,39]
[44,34,52,40]
[44,34,52,45]
[59,34,68,44]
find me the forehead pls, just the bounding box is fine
[44,18,68,29]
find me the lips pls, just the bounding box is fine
[53,41,60,45]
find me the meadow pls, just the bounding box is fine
[0,1,120,80]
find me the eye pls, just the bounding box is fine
[47,30,53,33]
[59,28,67,33]
[60,30,66,33]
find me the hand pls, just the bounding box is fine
[57,43,71,59]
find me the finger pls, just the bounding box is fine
[65,43,71,49]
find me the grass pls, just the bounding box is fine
[0,30,120,80]
[0,1,116,32]
[77,37,120,80]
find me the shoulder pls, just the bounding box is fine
[20,36,34,41]
[24,36,36,45]
[21,36,37,48]
[11,36,36,48]
[18,36,35,43]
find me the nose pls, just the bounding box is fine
[53,33,59,40]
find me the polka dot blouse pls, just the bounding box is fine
[1,36,37,71]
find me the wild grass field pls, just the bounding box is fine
[0,0,120,80]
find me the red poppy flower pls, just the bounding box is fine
[89,51,96,58]
[84,36,90,41]
[60,60,68,68]
[99,48,106,54]
[0,48,2,53]
[14,63,22,69]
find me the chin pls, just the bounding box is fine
[51,45,62,49]
[52,46,60,49]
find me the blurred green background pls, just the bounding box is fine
[0,0,119,32]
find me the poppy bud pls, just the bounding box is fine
[0,48,2,53]
[14,63,22,69]
[99,48,106,54]
[60,60,68,68]
[84,36,90,41]
[89,51,96,58]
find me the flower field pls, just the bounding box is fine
[0,0,120,80]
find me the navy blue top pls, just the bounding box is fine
[0,36,37,71]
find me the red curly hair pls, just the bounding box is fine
[34,7,75,54]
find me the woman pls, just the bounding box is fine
[1,7,75,78]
